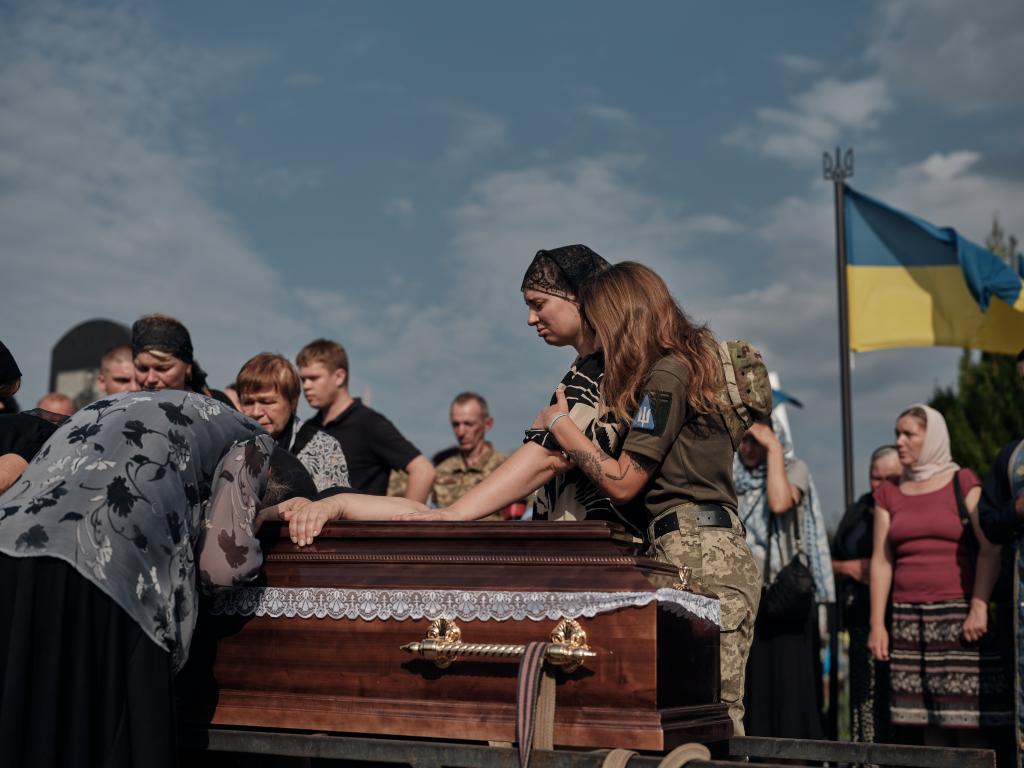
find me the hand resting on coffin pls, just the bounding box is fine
[278,494,429,546]
[391,441,571,521]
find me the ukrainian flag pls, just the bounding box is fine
[845,185,1024,355]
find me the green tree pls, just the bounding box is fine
[928,217,1024,476]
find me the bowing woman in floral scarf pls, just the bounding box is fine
[734,413,834,738]
[0,389,280,768]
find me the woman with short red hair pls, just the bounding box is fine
[235,353,351,492]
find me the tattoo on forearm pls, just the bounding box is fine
[604,464,629,481]
[567,449,604,485]
[627,451,658,475]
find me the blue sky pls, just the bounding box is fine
[3,0,1023,522]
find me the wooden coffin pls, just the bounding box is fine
[179,521,730,751]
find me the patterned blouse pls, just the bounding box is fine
[286,417,351,491]
[0,391,273,670]
[523,352,643,539]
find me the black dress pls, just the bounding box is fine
[832,491,890,742]
[0,392,273,768]
[743,600,824,738]
[740,459,825,739]
[743,489,825,739]
[0,554,178,768]
[0,409,66,461]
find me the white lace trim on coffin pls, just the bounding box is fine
[209,587,721,628]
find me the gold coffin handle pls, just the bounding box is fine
[401,618,595,672]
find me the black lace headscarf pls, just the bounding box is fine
[131,314,210,393]
[520,244,611,301]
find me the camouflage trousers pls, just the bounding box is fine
[647,505,761,736]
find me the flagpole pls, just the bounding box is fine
[823,147,855,510]
[823,146,854,743]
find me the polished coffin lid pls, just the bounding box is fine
[181,521,729,750]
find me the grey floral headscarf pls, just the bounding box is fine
[0,390,272,669]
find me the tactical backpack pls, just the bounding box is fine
[716,340,772,447]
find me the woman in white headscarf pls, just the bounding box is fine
[869,404,1010,744]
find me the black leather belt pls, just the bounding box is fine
[652,504,733,539]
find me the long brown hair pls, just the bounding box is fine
[579,262,725,423]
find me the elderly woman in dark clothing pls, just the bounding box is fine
[0,390,278,768]
[831,445,902,743]
[236,352,351,492]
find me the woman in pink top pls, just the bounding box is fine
[868,404,1009,743]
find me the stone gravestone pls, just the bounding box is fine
[50,319,131,409]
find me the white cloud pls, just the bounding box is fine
[778,53,823,75]
[882,150,1024,241]
[449,154,743,309]
[915,151,982,183]
[383,196,416,219]
[725,77,892,166]
[793,79,892,133]
[442,106,508,164]
[581,103,636,129]
[733,0,1023,172]
[867,0,1024,113]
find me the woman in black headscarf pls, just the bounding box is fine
[381,244,644,537]
[131,314,234,407]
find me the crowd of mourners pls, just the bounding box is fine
[0,244,1021,767]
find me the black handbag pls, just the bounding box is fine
[759,505,815,623]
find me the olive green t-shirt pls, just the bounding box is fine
[621,355,738,522]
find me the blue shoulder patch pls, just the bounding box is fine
[632,393,656,430]
[630,390,672,437]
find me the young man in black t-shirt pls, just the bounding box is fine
[293,339,435,500]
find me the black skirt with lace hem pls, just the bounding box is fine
[0,553,178,768]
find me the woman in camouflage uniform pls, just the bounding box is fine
[537,262,761,736]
